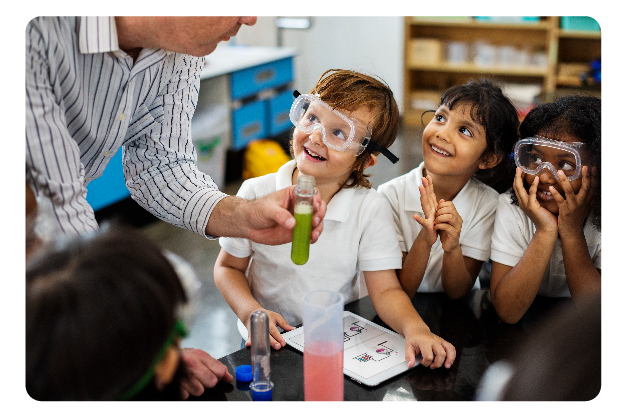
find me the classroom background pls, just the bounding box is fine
[84,16,601,360]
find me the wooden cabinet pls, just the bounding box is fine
[403,16,600,125]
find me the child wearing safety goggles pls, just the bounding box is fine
[378,80,519,300]
[26,225,199,400]
[490,95,601,324]
[215,69,456,370]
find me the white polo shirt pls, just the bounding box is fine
[219,160,402,326]
[377,162,498,292]
[490,190,601,297]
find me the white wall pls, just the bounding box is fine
[233,17,405,113]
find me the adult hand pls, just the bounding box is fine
[513,168,557,234]
[179,348,233,399]
[246,185,327,245]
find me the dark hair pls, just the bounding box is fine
[293,68,400,189]
[516,95,601,229]
[26,225,188,400]
[434,79,520,193]
[501,291,601,400]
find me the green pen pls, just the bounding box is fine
[291,175,316,265]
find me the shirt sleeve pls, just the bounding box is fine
[490,193,531,267]
[25,19,99,236]
[460,188,498,262]
[357,194,403,271]
[122,54,228,238]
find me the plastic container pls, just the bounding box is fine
[303,290,344,401]
[291,175,316,265]
[249,310,274,401]
[560,16,600,31]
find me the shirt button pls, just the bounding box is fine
[118,113,126,121]
[102,150,111,157]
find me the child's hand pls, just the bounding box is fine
[404,327,456,369]
[244,309,295,350]
[413,175,438,246]
[513,168,557,234]
[551,167,596,239]
[433,200,462,253]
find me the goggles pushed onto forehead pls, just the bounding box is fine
[290,91,398,163]
[514,136,587,181]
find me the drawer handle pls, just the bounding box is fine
[243,122,261,138]
[255,69,276,83]
[275,112,289,125]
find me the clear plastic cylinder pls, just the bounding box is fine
[291,174,316,265]
[249,310,274,400]
[303,290,344,401]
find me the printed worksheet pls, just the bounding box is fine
[287,315,407,379]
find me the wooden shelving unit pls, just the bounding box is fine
[403,16,601,125]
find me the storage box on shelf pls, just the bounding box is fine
[403,16,600,125]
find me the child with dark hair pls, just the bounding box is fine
[490,95,601,324]
[215,69,456,370]
[26,225,193,400]
[378,79,519,300]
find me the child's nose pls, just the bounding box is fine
[309,128,325,146]
[538,166,558,183]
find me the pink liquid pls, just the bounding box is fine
[304,342,344,401]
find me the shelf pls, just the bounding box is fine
[407,62,547,77]
[403,16,600,126]
[409,18,551,31]
[558,29,601,40]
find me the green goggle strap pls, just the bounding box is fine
[118,320,188,400]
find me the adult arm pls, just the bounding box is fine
[25,18,98,236]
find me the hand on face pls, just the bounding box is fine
[514,167,558,233]
[549,166,596,239]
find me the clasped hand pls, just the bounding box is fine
[413,175,462,252]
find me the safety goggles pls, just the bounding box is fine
[290,91,398,163]
[514,136,588,181]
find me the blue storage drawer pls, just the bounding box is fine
[268,89,294,136]
[232,100,267,150]
[231,57,294,100]
[86,148,130,211]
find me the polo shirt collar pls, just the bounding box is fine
[403,161,474,220]
[276,160,354,223]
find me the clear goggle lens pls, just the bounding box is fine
[514,137,586,181]
[290,93,370,155]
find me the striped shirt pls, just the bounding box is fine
[26,16,227,237]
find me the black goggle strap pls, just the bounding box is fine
[365,139,399,164]
[294,90,398,164]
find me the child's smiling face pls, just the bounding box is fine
[292,105,376,187]
[522,132,587,216]
[422,103,489,179]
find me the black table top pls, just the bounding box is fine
[194,289,570,401]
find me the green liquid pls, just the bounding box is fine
[291,202,313,265]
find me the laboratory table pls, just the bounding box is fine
[194,289,571,401]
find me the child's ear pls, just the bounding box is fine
[365,154,378,169]
[154,345,181,391]
[479,153,502,170]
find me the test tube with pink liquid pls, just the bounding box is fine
[302,290,344,401]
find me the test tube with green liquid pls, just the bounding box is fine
[291,175,316,265]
